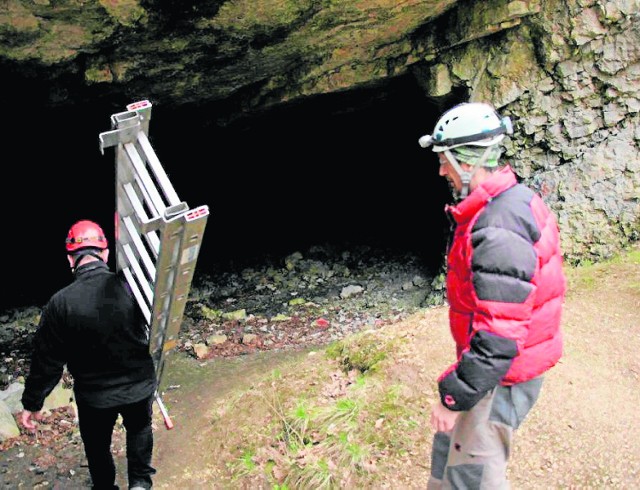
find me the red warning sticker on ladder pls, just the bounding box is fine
[126,100,152,111]
[186,205,209,221]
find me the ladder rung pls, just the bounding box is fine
[122,267,151,324]
[121,242,154,306]
[122,216,157,279]
[124,142,167,217]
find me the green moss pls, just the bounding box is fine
[627,248,640,264]
[98,0,147,27]
[110,60,136,82]
[451,43,488,82]
[326,331,402,374]
[36,23,93,63]
[199,304,223,320]
[85,63,113,83]
[212,0,314,32]
[1,3,120,64]
[566,242,640,291]
[164,37,189,52]
[0,1,39,34]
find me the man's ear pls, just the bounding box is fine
[67,254,75,269]
[102,248,110,262]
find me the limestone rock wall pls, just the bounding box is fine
[414,0,639,263]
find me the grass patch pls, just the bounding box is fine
[325,329,404,373]
[565,241,640,293]
[223,329,425,489]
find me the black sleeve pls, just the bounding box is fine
[21,301,68,412]
[438,330,518,411]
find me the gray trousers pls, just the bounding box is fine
[427,377,543,490]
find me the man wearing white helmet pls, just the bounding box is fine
[418,102,566,488]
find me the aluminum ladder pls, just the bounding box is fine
[99,100,209,429]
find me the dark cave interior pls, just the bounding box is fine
[3,74,457,310]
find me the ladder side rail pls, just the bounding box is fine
[125,101,152,134]
[148,219,184,362]
[148,215,208,385]
[153,213,208,343]
[151,249,180,336]
[150,296,171,381]
[152,214,206,316]
[136,132,181,206]
[165,223,205,332]
[115,147,138,194]
[149,313,169,371]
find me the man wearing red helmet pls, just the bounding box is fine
[20,220,157,490]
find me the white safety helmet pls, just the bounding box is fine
[418,102,514,200]
[418,102,513,152]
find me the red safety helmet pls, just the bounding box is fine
[65,220,108,253]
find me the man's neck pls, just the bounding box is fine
[76,256,101,268]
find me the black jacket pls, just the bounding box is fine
[22,260,156,410]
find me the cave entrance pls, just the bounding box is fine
[3,73,460,309]
[148,75,459,278]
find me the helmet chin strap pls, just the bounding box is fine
[71,249,105,274]
[443,150,473,199]
[443,147,493,200]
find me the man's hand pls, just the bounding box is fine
[430,401,460,433]
[20,410,42,431]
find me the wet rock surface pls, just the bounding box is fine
[0,244,441,488]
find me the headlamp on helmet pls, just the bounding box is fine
[418,102,513,152]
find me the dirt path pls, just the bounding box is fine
[508,249,640,487]
[149,244,640,488]
[152,348,314,486]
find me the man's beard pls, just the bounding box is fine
[446,178,462,202]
